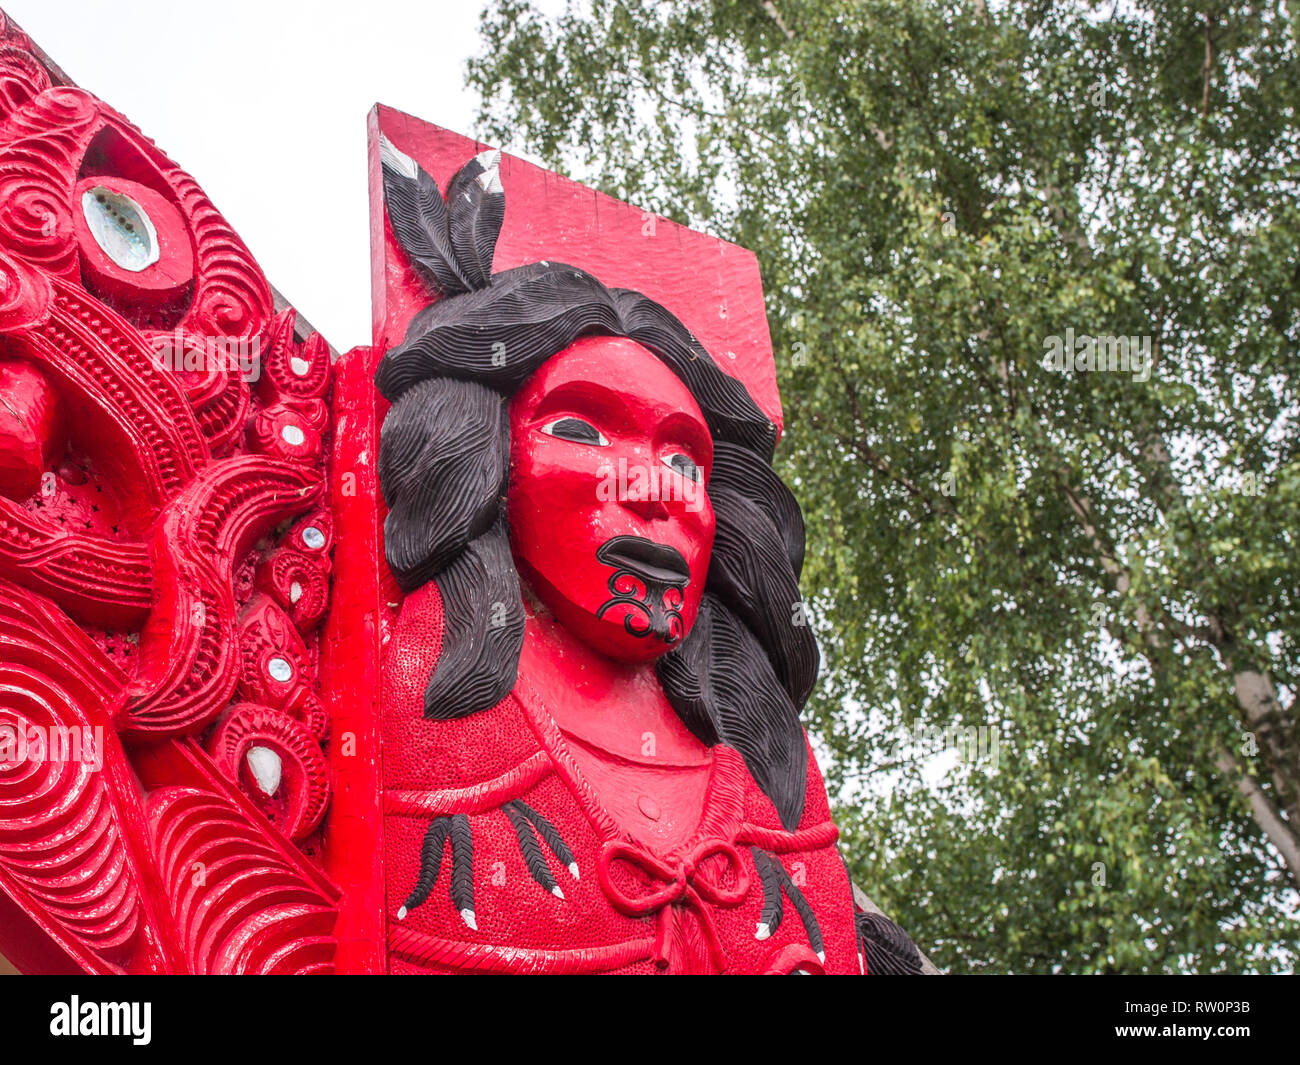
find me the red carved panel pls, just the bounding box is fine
[148,785,336,974]
[0,11,342,973]
[361,110,860,975]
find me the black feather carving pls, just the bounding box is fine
[401,816,451,915]
[503,802,562,898]
[449,813,476,927]
[514,801,579,879]
[379,135,472,295]
[751,848,785,939]
[775,860,824,959]
[445,150,505,289]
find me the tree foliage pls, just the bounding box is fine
[470,0,1300,972]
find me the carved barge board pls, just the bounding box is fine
[0,8,346,973]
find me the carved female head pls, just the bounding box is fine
[507,334,716,661]
[374,147,818,828]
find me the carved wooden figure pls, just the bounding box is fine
[369,111,866,974]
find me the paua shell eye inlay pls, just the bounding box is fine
[81,186,160,272]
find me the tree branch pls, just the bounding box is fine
[1216,748,1300,883]
[759,0,795,40]
[1201,12,1216,117]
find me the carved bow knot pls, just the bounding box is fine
[597,837,750,973]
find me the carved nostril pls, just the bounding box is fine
[621,497,670,521]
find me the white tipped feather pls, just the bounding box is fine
[474,149,503,194]
[378,132,418,180]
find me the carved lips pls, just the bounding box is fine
[596,535,690,585]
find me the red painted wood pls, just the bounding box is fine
[366,109,860,975]
[0,11,344,974]
[319,343,388,974]
[0,357,62,499]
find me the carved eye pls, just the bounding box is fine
[662,453,702,483]
[540,417,609,446]
[82,187,159,271]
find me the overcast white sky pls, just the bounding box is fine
[5,0,560,348]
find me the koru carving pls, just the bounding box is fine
[0,13,337,974]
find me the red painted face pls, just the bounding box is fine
[508,336,716,662]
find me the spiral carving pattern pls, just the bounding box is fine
[0,582,141,969]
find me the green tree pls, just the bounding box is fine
[470,0,1300,972]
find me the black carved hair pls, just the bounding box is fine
[375,140,819,829]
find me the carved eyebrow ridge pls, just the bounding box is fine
[529,379,631,432]
[531,380,711,463]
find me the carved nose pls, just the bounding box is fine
[621,496,670,521]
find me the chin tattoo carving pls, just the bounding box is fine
[0,11,923,975]
[595,535,689,644]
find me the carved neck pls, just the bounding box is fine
[516,593,710,769]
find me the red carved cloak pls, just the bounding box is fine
[381,582,862,975]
